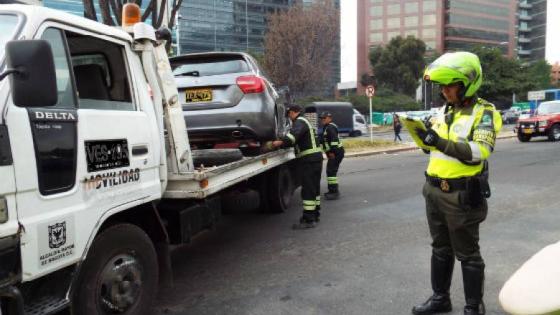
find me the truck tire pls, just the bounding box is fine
[222,189,260,213]
[192,149,243,167]
[548,124,560,141]
[266,165,294,213]
[73,224,158,315]
[517,133,531,142]
[350,130,362,137]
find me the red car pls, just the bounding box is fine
[516,101,560,142]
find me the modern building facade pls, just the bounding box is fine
[517,0,547,62]
[177,0,293,54]
[357,0,518,94]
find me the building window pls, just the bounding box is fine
[369,32,383,42]
[423,14,436,26]
[387,17,401,28]
[387,31,401,40]
[423,0,436,12]
[405,16,418,27]
[404,29,418,37]
[405,2,419,14]
[370,0,383,3]
[423,28,436,38]
[370,5,383,17]
[370,19,383,30]
[425,40,436,50]
[387,3,400,15]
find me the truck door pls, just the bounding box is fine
[6,24,160,281]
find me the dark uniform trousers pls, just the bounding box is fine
[301,158,323,218]
[423,182,488,262]
[326,147,344,190]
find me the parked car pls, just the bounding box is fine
[515,100,560,142]
[170,52,288,148]
[502,109,520,124]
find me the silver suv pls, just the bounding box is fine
[170,52,288,147]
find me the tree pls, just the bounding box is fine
[82,0,182,29]
[368,36,426,97]
[263,1,339,98]
[471,46,552,106]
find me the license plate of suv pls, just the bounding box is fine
[522,128,533,134]
[185,88,212,103]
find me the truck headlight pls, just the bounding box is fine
[0,197,7,223]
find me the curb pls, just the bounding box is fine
[346,134,518,159]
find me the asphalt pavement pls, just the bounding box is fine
[154,136,560,315]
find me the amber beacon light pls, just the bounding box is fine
[122,2,141,32]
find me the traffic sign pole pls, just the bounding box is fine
[365,85,375,143]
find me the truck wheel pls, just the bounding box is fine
[517,133,531,142]
[267,165,294,213]
[350,131,362,137]
[548,124,560,141]
[73,224,158,315]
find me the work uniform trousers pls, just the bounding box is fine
[301,159,323,213]
[422,182,488,263]
[326,148,344,189]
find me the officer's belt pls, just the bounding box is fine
[425,173,468,193]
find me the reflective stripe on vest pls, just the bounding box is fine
[427,102,489,178]
[323,123,343,151]
[296,116,322,158]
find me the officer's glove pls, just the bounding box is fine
[415,128,439,146]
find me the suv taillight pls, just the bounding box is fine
[236,75,265,94]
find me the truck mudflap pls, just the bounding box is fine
[0,234,23,314]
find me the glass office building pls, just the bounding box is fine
[177,0,293,54]
[518,0,547,62]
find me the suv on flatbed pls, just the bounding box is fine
[516,100,560,142]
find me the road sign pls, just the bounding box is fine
[528,90,545,101]
[366,85,375,98]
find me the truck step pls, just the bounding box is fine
[24,296,68,315]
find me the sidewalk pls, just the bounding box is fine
[345,130,517,158]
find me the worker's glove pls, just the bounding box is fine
[327,152,335,159]
[415,128,439,146]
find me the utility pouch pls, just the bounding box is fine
[479,160,491,198]
[466,177,483,208]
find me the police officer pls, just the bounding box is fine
[319,111,344,200]
[411,52,502,315]
[271,104,323,229]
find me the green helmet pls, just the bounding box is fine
[423,52,482,98]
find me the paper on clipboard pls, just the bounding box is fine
[399,115,435,151]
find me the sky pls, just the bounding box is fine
[341,0,560,83]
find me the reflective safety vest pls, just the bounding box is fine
[427,98,502,179]
[285,116,323,158]
[321,123,343,152]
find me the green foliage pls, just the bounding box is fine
[295,87,421,114]
[369,36,426,97]
[469,46,552,107]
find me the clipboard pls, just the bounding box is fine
[399,115,435,151]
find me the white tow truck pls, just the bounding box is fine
[0,4,298,314]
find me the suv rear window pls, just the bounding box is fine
[171,55,250,77]
[537,102,560,115]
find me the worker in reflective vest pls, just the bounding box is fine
[271,104,323,229]
[319,111,344,200]
[411,52,502,315]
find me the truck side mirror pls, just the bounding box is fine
[4,40,57,107]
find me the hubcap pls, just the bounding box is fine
[98,253,142,313]
[553,127,560,140]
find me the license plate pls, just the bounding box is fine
[522,128,533,134]
[185,88,212,103]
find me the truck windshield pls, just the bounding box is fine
[0,15,20,63]
[536,102,560,115]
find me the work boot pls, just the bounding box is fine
[324,184,340,200]
[462,261,485,315]
[292,211,317,229]
[412,253,454,315]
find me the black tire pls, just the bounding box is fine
[73,224,158,315]
[266,165,294,213]
[350,130,362,137]
[548,124,560,142]
[192,149,243,167]
[239,146,262,157]
[517,133,531,142]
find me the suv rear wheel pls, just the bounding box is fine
[548,124,560,141]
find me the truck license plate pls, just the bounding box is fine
[185,88,212,103]
[522,128,533,134]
